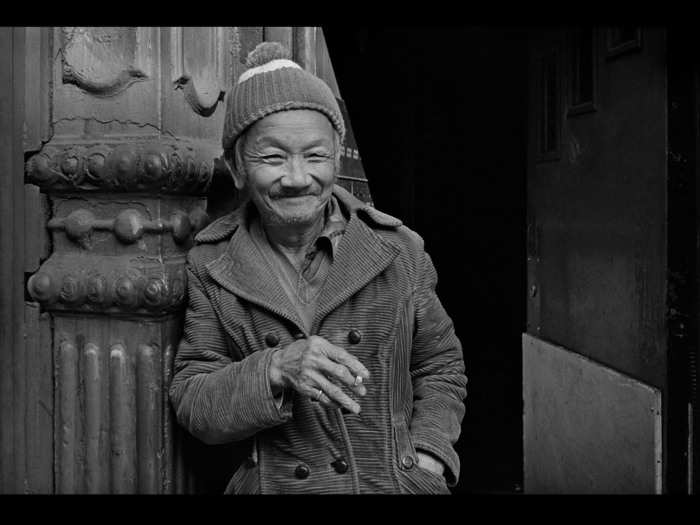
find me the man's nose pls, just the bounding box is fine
[280,156,312,187]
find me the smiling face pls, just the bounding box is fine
[232,109,339,229]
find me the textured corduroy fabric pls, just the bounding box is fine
[222,61,345,151]
[169,185,467,494]
[249,195,347,334]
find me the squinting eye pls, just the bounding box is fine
[262,155,285,163]
[306,153,330,162]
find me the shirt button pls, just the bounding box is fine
[332,458,349,474]
[264,333,279,347]
[348,329,362,345]
[294,464,310,479]
[402,456,414,469]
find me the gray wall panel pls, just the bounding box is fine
[523,333,662,493]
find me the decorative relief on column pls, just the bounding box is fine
[27,188,207,316]
[83,342,105,493]
[56,340,79,493]
[109,342,137,493]
[60,27,155,97]
[26,139,218,194]
[136,343,161,493]
[46,207,206,247]
[28,256,187,314]
[53,323,181,494]
[171,27,232,116]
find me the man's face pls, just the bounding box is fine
[236,109,338,228]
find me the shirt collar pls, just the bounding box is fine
[316,195,347,258]
[247,195,347,259]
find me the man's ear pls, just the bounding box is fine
[223,156,246,191]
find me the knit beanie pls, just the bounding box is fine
[222,42,346,151]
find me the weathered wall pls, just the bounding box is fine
[524,26,677,493]
[527,28,668,389]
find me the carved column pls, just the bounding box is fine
[24,27,247,494]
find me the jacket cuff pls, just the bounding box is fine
[251,347,294,424]
[412,431,461,487]
[225,347,293,431]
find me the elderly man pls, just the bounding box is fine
[169,42,467,494]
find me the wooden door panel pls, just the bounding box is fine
[23,303,53,493]
[1,26,27,494]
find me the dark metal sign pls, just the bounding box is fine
[335,97,372,205]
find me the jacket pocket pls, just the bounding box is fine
[224,460,261,495]
[224,438,261,495]
[393,415,450,495]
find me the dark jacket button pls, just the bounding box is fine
[348,329,362,345]
[332,458,348,474]
[265,333,280,347]
[401,455,414,469]
[294,464,310,479]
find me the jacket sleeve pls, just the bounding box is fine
[169,259,293,445]
[409,249,468,487]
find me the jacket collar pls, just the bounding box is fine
[201,184,402,333]
[194,184,402,244]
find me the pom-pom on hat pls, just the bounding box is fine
[222,41,345,150]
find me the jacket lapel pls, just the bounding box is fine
[312,212,400,330]
[201,185,402,334]
[204,217,306,332]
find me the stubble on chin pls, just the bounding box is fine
[260,198,325,228]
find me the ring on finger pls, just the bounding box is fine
[313,388,323,402]
[353,375,363,387]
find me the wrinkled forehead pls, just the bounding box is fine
[245,109,336,148]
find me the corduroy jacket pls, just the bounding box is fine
[169,184,467,494]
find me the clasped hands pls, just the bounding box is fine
[268,335,445,478]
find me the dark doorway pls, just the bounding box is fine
[323,26,528,493]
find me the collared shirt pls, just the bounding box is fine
[248,196,347,334]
